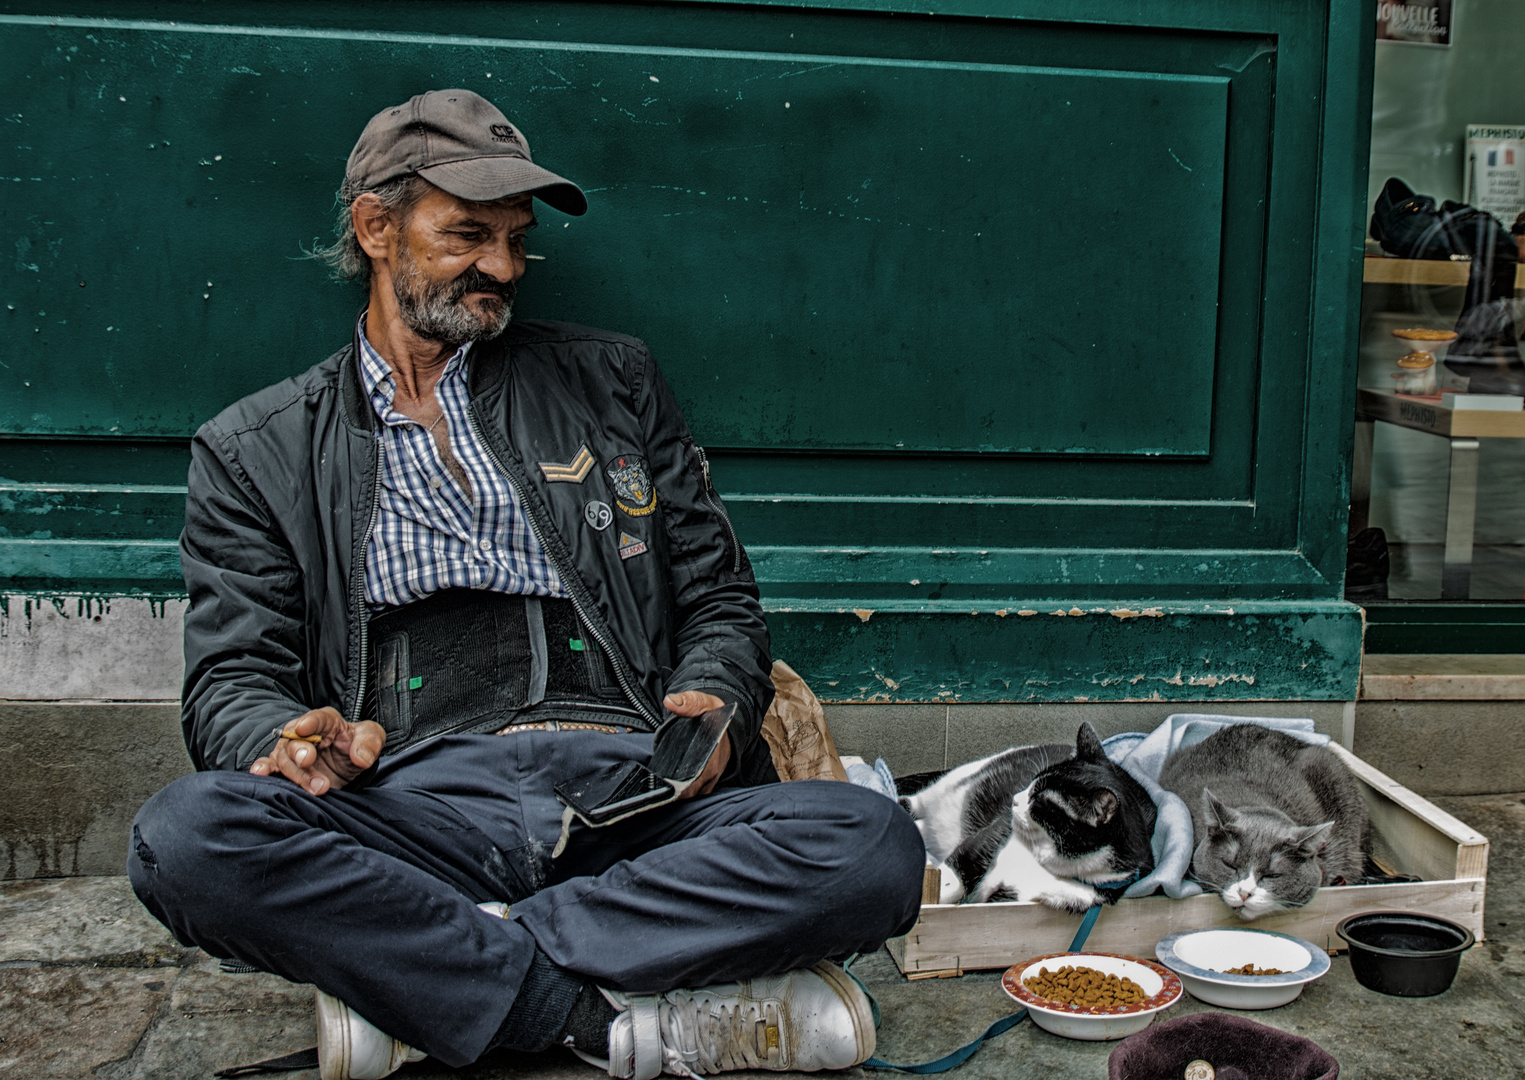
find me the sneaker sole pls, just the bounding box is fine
[807,962,876,1066]
[315,990,353,1080]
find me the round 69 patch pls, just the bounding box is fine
[606,454,657,517]
[584,501,613,531]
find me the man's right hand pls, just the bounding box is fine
[249,707,386,796]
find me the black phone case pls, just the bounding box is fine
[553,702,736,828]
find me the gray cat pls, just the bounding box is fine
[1159,724,1370,919]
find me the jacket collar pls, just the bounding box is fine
[467,330,509,398]
[340,309,513,429]
[340,312,374,433]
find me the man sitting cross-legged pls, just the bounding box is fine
[126,89,925,1080]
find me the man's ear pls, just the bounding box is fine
[352,194,393,261]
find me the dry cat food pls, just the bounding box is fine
[1023,965,1147,1007]
[1220,964,1286,976]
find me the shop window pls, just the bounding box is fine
[1352,1,1525,613]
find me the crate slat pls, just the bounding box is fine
[892,880,1484,974]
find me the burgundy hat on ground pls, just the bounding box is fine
[1107,1013,1339,1080]
[346,89,588,215]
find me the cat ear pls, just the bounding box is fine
[1075,722,1106,761]
[1081,788,1119,826]
[1289,821,1335,857]
[1202,789,1238,829]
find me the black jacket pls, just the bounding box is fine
[180,319,774,775]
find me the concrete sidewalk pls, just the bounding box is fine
[3,793,1523,1080]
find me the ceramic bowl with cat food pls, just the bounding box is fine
[1155,928,1330,1009]
[1003,952,1182,1041]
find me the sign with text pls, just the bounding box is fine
[1464,125,1525,226]
[1376,1,1453,46]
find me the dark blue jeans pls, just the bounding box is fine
[127,731,925,1067]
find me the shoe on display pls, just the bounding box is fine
[587,961,875,1079]
[316,989,426,1080]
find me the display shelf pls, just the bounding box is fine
[1363,256,1525,289]
[1355,388,1525,438]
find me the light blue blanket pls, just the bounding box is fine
[846,714,1331,900]
[1102,714,1329,899]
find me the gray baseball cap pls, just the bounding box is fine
[346,89,587,215]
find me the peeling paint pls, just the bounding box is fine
[1187,673,1257,688]
[1017,609,1038,617]
[853,608,873,623]
[1110,607,1167,620]
[994,609,1008,617]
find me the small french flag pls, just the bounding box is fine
[1509,149,1517,166]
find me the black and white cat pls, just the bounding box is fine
[899,724,1157,912]
[1159,724,1371,920]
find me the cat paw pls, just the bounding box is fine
[1034,881,1103,913]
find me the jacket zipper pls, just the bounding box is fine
[349,444,383,723]
[466,403,662,731]
[694,445,742,575]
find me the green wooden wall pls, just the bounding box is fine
[0,0,1374,700]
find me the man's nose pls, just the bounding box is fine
[475,235,525,283]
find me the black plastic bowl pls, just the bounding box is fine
[1335,911,1475,997]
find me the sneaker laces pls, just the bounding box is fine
[656,992,784,1076]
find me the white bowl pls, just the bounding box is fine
[1002,952,1183,1041]
[1155,928,1331,1009]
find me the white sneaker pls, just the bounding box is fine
[598,962,875,1079]
[315,989,427,1080]
[313,904,508,1079]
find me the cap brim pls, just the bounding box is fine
[417,157,588,216]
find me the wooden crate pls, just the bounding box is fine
[887,745,1489,977]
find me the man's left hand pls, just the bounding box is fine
[664,691,732,799]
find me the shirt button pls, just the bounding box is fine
[430,476,443,491]
[478,539,492,551]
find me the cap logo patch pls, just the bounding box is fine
[489,124,521,145]
[607,455,657,517]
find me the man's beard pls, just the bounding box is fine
[393,252,515,345]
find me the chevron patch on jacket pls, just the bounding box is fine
[539,445,595,483]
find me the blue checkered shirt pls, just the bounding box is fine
[358,323,564,611]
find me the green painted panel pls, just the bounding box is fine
[0,20,1226,458]
[1362,604,1525,655]
[0,483,183,541]
[0,1,1375,699]
[768,600,1365,702]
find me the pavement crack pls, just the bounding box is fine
[90,956,193,1080]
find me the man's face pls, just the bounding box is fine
[389,186,536,345]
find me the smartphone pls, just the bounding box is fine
[555,761,676,825]
[554,702,736,827]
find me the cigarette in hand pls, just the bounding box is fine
[275,727,323,744]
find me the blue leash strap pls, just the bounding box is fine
[850,902,1105,1073]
